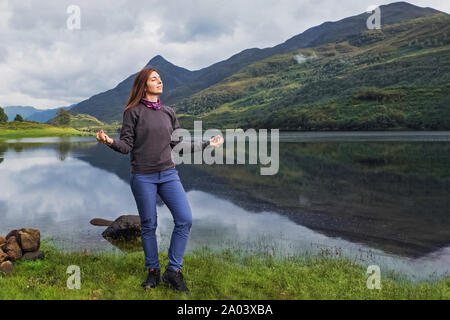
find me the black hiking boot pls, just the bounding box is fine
[162,268,190,293]
[141,268,160,289]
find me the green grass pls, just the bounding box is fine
[0,239,448,300]
[0,121,94,140]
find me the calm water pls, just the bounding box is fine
[1,131,449,281]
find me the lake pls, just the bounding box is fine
[1,131,449,281]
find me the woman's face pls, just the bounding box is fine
[145,71,163,95]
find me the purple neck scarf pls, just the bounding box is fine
[141,97,162,110]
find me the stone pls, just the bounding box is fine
[20,228,40,242]
[6,230,22,248]
[102,215,141,241]
[0,236,6,250]
[5,236,22,261]
[22,251,45,261]
[18,228,40,252]
[0,248,8,263]
[90,218,114,226]
[0,261,14,275]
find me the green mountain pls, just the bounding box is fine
[175,12,450,131]
[70,2,444,125]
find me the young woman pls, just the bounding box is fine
[96,67,223,293]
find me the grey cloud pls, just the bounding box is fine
[0,46,7,63]
[8,1,66,31]
[156,0,239,43]
[162,17,235,42]
[7,0,146,34]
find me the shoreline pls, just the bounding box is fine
[2,126,450,141]
[0,121,95,140]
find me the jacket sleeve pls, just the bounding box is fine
[107,108,136,154]
[169,107,210,155]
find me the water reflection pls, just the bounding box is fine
[0,141,137,254]
[0,134,449,281]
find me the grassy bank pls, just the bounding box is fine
[0,121,93,140]
[0,239,448,300]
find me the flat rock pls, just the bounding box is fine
[22,251,45,261]
[90,218,114,226]
[102,215,141,241]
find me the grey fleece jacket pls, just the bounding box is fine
[107,102,210,174]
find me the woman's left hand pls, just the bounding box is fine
[209,135,224,147]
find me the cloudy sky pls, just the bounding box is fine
[0,0,448,110]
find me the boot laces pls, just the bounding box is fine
[176,269,183,277]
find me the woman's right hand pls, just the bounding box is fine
[96,129,113,145]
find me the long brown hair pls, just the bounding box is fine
[124,67,160,110]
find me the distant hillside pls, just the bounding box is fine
[4,106,39,121]
[3,105,75,123]
[26,105,75,123]
[70,1,442,123]
[47,110,121,134]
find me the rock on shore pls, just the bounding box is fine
[0,228,44,276]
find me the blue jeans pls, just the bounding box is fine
[130,167,193,271]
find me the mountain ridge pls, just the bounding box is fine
[68,1,446,124]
